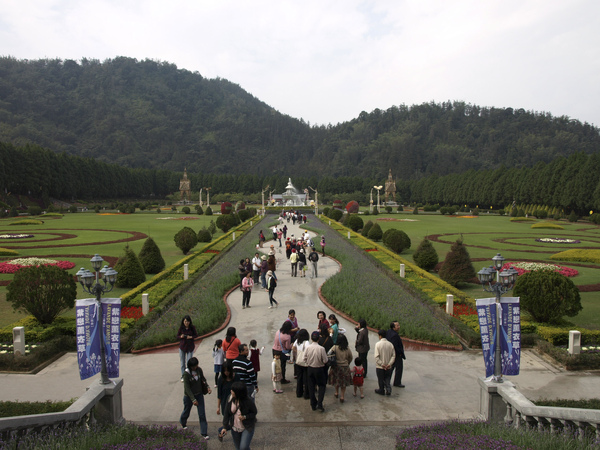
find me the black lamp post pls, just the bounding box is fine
[76,254,118,385]
[477,253,518,382]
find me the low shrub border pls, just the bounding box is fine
[0,399,76,418]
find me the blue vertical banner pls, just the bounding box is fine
[500,297,521,376]
[476,298,497,378]
[101,298,121,378]
[75,299,101,380]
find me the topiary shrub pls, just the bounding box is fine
[397,205,403,212]
[205,206,213,216]
[174,226,198,255]
[236,201,246,211]
[215,215,232,233]
[533,209,548,219]
[221,202,233,215]
[517,209,525,217]
[367,223,383,241]
[138,237,165,274]
[413,238,439,271]
[361,220,374,237]
[385,206,392,213]
[438,239,476,287]
[68,205,77,213]
[513,271,582,323]
[383,229,409,253]
[156,207,161,214]
[208,220,216,235]
[568,210,578,222]
[333,199,343,210]
[510,208,518,217]
[472,207,480,216]
[195,205,204,215]
[322,207,330,217]
[346,201,359,214]
[238,209,250,222]
[197,227,212,243]
[328,209,343,222]
[181,206,191,214]
[6,265,77,325]
[114,246,147,288]
[346,214,364,232]
[412,207,418,215]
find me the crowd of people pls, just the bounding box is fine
[174,211,406,448]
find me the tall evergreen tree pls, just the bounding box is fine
[138,237,166,274]
[438,239,476,287]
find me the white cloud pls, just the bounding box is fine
[0,0,598,126]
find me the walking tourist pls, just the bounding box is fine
[304,331,328,412]
[177,315,198,381]
[179,357,211,440]
[218,381,258,449]
[328,334,353,403]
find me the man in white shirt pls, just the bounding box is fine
[251,252,261,284]
[374,329,396,396]
[304,331,328,412]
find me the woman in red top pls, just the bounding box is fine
[222,327,241,362]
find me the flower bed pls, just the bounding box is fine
[452,303,477,318]
[121,306,153,320]
[0,343,38,354]
[0,234,34,239]
[446,215,478,219]
[156,216,200,220]
[503,261,578,277]
[0,257,76,274]
[376,218,418,222]
[536,237,580,244]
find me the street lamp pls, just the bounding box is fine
[370,188,374,213]
[374,185,383,213]
[477,253,518,383]
[308,186,318,215]
[75,255,118,385]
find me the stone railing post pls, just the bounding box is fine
[568,330,581,355]
[399,264,405,278]
[183,264,189,280]
[446,294,454,315]
[12,327,25,356]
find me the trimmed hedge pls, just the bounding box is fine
[531,222,564,230]
[551,249,600,264]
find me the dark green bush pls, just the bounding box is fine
[197,227,212,243]
[173,226,198,254]
[205,206,213,215]
[322,207,330,217]
[472,207,479,216]
[534,209,548,219]
[328,208,343,222]
[114,246,146,288]
[438,239,476,287]
[422,204,439,212]
[195,205,204,215]
[510,208,518,217]
[68,205,77,213]
[568,210,578,222]
[0,399,75,418]
[7,265,77,325]
[208,220,216,235]
[385,206,392,213]
[412,206,418,215]
[371,207,379,215]
[28,206,42,216]
[382,229,410,253]
[138,237,165,274]
[346,214,364,232]
[396,205,403,212]
[440,206,456,215]
[238,209,251,222]
[498,209,505,216]
[513,271,582,323]
[181,206,191,214]
[367,223,383,241]
[156,207,161,214]
[0,335,75,372]
[517,208,525,217]
[412,238,439,271]
[361,220,374,237]
[216,215,232,233]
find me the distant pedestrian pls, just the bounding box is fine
[355,319,370,378]
[272,321,293,383]
[283,224,288,239]
[260,255,268,289]
[277,228,283,247]
[232,344,259,400]
[320,235,326,256]
[248,339,264,376]
[271,352,283,393]
[258,230,265,248]
[213,339,225,387]
[292,329,310,399]
[328,314,339,345]
[177,315,198,381]
[238,259,247,290]
[374,329,395,396]
[308,247,319,278]
[328,334,353,403]
[298,249,307,278]
[290,249,298,277]
[266,270,278,308]
[251,252,261,284]
[241,272,253,309]
[317,311,329,331]
[267,251,277,277]
[223,327,241,363]
[386,321,406,388]
[304,330,328,412]
[351,357,365,398]
[179,357,211,441]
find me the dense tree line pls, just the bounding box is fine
[1,142,599,213]
[1,57,599,180]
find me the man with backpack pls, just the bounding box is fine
[308,247,319,278]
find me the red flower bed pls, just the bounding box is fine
[121,306,153,320]
[204,249,220,254]
[452,303,477,317]
[0,259,76,274]
[365,248,378,252]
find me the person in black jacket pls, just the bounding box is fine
[179,357,211,440]
[386,321,406,388]
[219,381,258,448]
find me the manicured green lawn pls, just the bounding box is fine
[362,212,600,328]
[0,211,230,327]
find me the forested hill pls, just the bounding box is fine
[1,56,599,179]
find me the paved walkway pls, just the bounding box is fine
[1,218,599,449]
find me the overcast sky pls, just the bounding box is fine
[1,0,598,127]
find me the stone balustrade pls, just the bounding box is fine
[0,378,123,441]
[479,377,600,440]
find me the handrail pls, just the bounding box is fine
[0,379,124,440]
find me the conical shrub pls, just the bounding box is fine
[138,237,165,274]
[438,239,476,287]
[114,245,146,288]
[367,223,383,241]
[413,238,439,271]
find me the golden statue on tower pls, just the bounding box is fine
[179,168,191,203]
